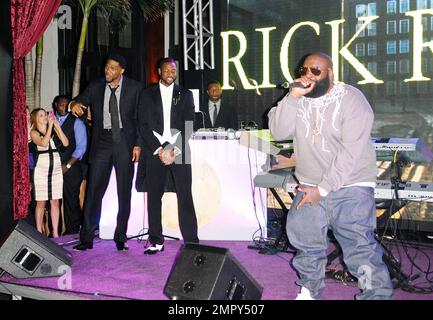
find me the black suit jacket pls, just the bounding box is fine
[138,83,195,165]
[199,99,238,130]
[74,77,142,162]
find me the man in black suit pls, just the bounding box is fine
[70,53,142,251]
[198,80,238,130]
[138,57,199,254]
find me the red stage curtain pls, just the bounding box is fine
[11,0,61,220]
[145,18,164,85]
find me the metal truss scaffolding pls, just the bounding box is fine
[182,0,215,70]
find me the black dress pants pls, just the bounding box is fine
[79,130,134,244]
[63,162,83,234]
[146,155,199,245]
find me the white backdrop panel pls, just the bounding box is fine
[99,140,268,241]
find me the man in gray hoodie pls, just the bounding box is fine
[268,52,393,300]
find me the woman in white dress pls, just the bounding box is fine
[30,108,69,238]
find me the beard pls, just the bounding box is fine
[305,76,330,98]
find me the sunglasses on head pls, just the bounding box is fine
[299,66,325,76]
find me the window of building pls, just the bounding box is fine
[422,58,429,72]
[423,37,433,52]
[417,0,429,9]
[368,42,377,55]
[356,4,367,17]
[387,20,397,34]
[368,22,377,36]
[368,3,377,16]
[421,59,429,73]
[386,80,397,95]
[387,41,397,54]
[400,19,410,33]
[418,81,429,94]
[400,82,409,95]
[387,0,397,14]
[356,43,365,57]
[400,39,410,53]
[400,0,410,13]
[400,59,410,73]
[356,23,366,37]
[387,61,397,74]
[422,17,429,31]
[367,62,378,75]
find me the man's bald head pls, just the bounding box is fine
[305,52,333,69]
[300,52,334,98]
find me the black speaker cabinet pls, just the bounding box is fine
[164,243,263,300]
[0,220,73,279]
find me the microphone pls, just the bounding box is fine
[277,82,311,89]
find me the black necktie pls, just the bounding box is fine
[109,86,121,143]
[213,104,218,127]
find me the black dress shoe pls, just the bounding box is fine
[116,241,129,251]
[143,244,164,255]
[73,243,93,251]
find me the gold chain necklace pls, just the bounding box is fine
[311,109,320,144]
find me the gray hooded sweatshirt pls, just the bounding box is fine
[268,81,377,195]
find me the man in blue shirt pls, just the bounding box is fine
[53,95,88,234]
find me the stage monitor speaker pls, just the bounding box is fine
[164,243,263,300]
[0,220,73,279]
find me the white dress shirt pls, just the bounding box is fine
[153,82,175,155]
[159,82,174,139]
[208,100,221,127]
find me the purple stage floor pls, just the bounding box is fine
[1,235,433,300]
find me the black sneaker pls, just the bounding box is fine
[116,241,129,251]
[73,243,93,251]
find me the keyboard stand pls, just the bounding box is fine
[269,188,293,251]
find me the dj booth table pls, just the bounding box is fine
[99,139,268,241]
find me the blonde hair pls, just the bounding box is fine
[30,108,47,132]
